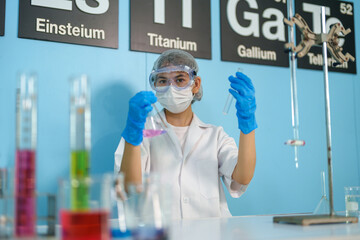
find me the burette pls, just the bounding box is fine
[285,0,305,168]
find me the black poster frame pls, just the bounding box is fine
[295,0,356,74]
[130,0,212,59]
[220,0,289,68]
[18,0,119,49]
[0,0,5,36]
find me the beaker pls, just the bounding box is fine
[15,73,37,237]
[143,103,167,138]
[112,173,131,238]
[125,174,169,240]
[59,174,112,240]
[345,186,360,217]
[36,192,56,237]
[70,75,91,210]
[223,68,243,115]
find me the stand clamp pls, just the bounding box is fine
[283,14,355,65]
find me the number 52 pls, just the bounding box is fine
[340,2,353,16]
[31,0,109,15]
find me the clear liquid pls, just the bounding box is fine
[345,194,360,217]
[143,129,167,138]
[15,149,36,237]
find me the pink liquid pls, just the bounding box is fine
[60,210,110,240]
[143,129,167,138]
[15,149,36,237]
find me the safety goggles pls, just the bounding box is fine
[149,65,196,93]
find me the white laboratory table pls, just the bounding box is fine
[168,215,360,240]
[7,215,360,239]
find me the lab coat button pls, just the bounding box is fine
[183,197,189,203]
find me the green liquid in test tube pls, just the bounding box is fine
[70,151,90,209]
[70,75,91,210]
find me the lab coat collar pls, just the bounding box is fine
[154,108,211,159]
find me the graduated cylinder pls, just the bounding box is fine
[70,75,91,210]
[15,73,37,237]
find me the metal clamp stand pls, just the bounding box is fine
[274,6,357,226]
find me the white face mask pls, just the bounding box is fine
[156,86,194,114]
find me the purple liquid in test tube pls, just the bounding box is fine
[15,73,37,237]
[15,150,36,237]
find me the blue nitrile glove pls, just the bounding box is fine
[122,91,157,146]
[228,72,258,134]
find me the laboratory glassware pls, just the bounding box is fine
[143,103,167,138]
[313,171,330,215]
[223,68,243,115]
[70,75,91,210]
[0,168,13,238]
[345,186,360,217]
[59,174,112,240]
[126,174,168,240]
[283,0,304,169]
[0,169,8,222]
[36,192,56,237]
[113,173,130,237]
[15,73,37,237]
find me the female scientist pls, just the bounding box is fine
[115,49,257,219]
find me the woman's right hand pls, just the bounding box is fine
[228,72,257,134]
[122,91,157,146]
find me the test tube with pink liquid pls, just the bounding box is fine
[15,73,37,237]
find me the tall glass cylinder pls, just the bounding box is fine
[0,168,11,238]
[70,75,91,210]
[15,73,37,237]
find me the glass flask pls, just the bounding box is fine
[313,171,330,215]
[143,104,167,138]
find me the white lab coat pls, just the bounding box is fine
[114,110,248,219]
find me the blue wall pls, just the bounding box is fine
[0,0,359,216]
